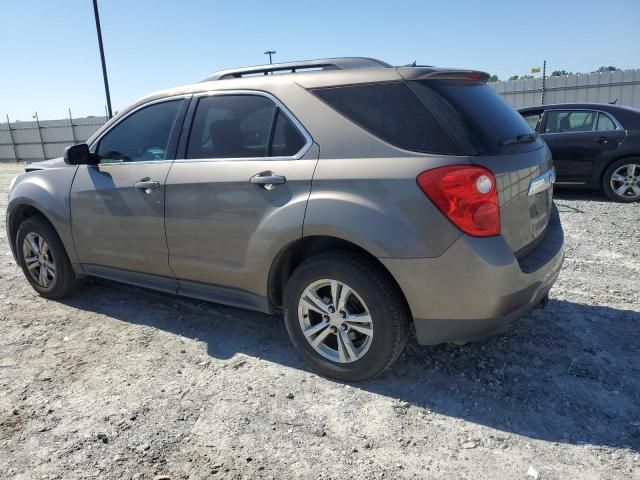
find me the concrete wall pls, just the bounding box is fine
[0,116,106,162]
[490,69,640,109]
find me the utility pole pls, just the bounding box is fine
[264,50,276,64]
[541,59,547,105]
[93,0,113,118]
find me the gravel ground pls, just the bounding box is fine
[0,162,638,480]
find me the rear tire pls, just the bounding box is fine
[602,158,640,202]
[283,251,411,381]
[16,216,80,299]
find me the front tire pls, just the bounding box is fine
[603,158,640,202]
[283,251,411,381]
[16,216,80,299]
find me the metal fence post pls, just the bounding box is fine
[34,111,46,160]
[69,109,78,144]
[5,115,18,162]
[541,60,546,105]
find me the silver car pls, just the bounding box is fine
[6,57,564,381]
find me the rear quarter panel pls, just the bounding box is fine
[304,155,464,258]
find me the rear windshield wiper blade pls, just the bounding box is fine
[500,132,538,146]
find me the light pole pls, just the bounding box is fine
[264,50,276,64]
[541,59,547,105]
[93,0,113,119]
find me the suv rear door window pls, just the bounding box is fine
[271,110,307,156]
[186,95,307,159]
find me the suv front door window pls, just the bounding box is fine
[96,100,181,162]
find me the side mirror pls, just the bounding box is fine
[64,144,98,165]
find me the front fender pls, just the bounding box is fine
[7,166,79,264]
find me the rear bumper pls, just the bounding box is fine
[380,205,564,345]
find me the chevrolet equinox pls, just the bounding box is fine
[7,57,565,380]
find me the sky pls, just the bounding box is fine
[1,0,639,120]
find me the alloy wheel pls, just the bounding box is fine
[610,163,640,199]
[297,279,373,363]
[22,232,56,288]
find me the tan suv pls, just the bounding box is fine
[7,57,564,380]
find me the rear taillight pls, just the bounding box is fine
[417,165,500,237]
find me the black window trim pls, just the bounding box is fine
[540,108,622,135]
[89,94,192,166]
[177,90,313,163]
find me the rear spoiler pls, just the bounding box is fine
[397,67,490,82]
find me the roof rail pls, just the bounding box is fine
[201,57,391,82]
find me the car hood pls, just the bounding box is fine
[25,157,70,172]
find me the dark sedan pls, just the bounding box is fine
[519,103,640,202]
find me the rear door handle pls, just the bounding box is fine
[250,171,286,190]
[595,136,609,144]
[134,179,160,193]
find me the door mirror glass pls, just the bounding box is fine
[64,143,97,165]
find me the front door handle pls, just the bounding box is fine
[134,179,160,193]
[595,136,609,144]
[250,171,286,190]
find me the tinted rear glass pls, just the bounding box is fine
[312,80,540,156]
[413,80,539,154]
[312,82,467,155]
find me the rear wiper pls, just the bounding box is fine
[500,132,538,146]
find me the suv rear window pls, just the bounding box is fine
[312,80,539,155]
[312,82,467,155]
[412,80,539,154]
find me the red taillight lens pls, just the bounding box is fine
[417,165,500,237]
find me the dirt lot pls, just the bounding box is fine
[0,162,638,480]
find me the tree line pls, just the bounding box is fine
[489,66,621,82]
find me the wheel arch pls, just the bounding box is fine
[598,154,640,187]
[267,235,412,317]
[7,203,57,261]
